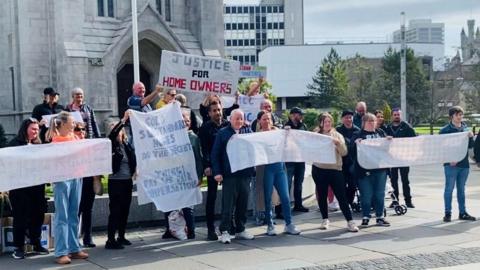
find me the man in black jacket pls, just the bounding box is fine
[337,110,360,206]
[198,102,229,241]
[31,87,64,142]
[386,108,416,208]
[284,107,309,213]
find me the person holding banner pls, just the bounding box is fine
[8,118,49,260]
[211,109,255,244]
[46,111,89,264]
[337,110,360,207]
[198,102,230,240]
[257,111,301,236]
[162,110,203,240]
[155,88,177,110]
[105,111,136,249]
[352,113,391,228]
[312,113,359,233]
[199,93,239,123]
[440,106,476,222]
[127,82,162,113]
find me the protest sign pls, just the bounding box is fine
[227,129,336,172]
[240,65,267,78]
[237,94,265,123]
[357,132,469,169]
[0,139,111,191]
[129,103,202,211]
[159,50,240,95]
[42,111,83,128]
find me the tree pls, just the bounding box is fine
[464,63,480,113]
[306,48,353,109]
[379,48,430,124]
[383,101,392,124]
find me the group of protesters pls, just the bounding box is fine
[4,80,480,263]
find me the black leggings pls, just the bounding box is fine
[312,166,353,221]
[107,179,133,241]
[79,177,95,243]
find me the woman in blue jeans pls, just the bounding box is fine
[256,111,301,236]
[352,113,392,227]
[439,106,475,222]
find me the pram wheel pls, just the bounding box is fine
[394,205,407,215]
[351,202,361,213]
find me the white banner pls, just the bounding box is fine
[227,129,336,173]
[159,50,240,96]
[0,139,112,191]
[238,94,265,123]
[357,132,469,169]
[42,111,83,128]
[129,103,202,212]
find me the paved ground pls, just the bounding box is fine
[1,164,480,270]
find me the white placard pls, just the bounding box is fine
[159,50,240,95]
[0,139,112,191]
[129,103,202,211]
[357,132,469,169]
[42,111,84,127]
[227,129,336,173]
[237,94,265,123]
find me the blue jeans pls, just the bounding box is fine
[444,166,470,215]
[54,179,82,257]
[358,171,387,219]
[286,162,305,208]
[264,163,292,226]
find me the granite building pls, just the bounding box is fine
[0,0,224,135]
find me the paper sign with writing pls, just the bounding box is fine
[240,65,267,78]
[159,50,240,95]
[238,94,265,123]
[129,103,202,211]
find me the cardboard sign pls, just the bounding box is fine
[240,65,267,78]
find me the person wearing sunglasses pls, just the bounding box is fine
[66,87,101,248]
[155,88,177,109]
[8,118,49,260]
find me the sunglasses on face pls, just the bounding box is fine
[74,127,86,132]
[168,93,176,97]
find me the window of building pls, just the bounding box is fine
[232,40,238,46]
[279,6,284,13]
[165,0,171,21]
[261,6,266,13]
[261,16,266,23]
[250,23,254,29]
[225,23,231,30]
[256,38,260,45]
[226,40,232,46]
[239,55,244,62]
[267,6,272,13]
[232,23,237,30]
[249,6,254,13]
[245,55,250,63]
[156,0,162,14]
[233,55,238,60]
[238,40,244,46]
[244,39,249,46]
[243,6,248,13]
[262,39,266,46]
[273,6,278,13]
[244,23,249,29]
[273,22,278,29]
[238,23,243,30]
[232,6,237,13]
[255,6,260,13]
[279,22,284,29]
[267,23,272,29]
[97,0,114,17]
[268,39,273,46]
[225,6,230,14]
[279,39,284,45]
[250,39,255,46]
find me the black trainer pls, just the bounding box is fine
[187,232,195,240]
[117,237,132,246]
[376,218,391,227]
[33,245,50,255]
[12,249,25,260]
[293,206,310,213]
[105,240,124,250]
[207,229,218,241]
[361,218,369,227]
[162,230,174,239]
[405,201,415,208]
[459,213,476,221]
[443,213,452,222]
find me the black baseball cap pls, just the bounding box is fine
[43,87,59,96]
[290,107,304,115]
[341,110,354,118]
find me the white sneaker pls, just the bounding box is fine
[284,224,301,235]
[319,219,330,230]
[220,231,231,244]
[347,220,359,232]
[266,225,277,236]
[235,230,254,240]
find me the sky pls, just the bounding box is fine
[303,0,480,59]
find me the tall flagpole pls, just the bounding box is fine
[400,12,407,120]
[131,0,140,83]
